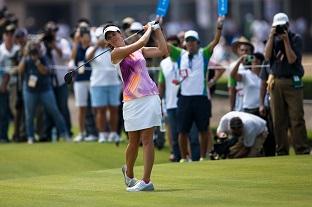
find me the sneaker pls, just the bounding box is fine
[126,180,154,192]
[27,137,34,144]
[199,157,204,162]
[108,132,118,142]
[179,158,187,163]
[98,132,109,143]
[122,165,138,187]
[74,134,84,142]
[98,136,108,143]
[84,135,97,142]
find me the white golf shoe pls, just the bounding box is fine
[126,180,154,192]
[122,165,138,187]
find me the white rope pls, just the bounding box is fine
[3,63,312,71]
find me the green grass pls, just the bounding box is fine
[0,142,311,207]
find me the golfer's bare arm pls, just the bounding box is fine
[111,26,153,64]
[142,28,168,58]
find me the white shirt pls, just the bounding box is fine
[217,111,267,147]
[0,43,20,84]
[239,70,261,109]
[160,57,179,109]
[52,37,71,86]
[179,48,207,96]
[86,47,120,87]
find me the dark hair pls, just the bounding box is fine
[77,17,90,26]
[167,35,180,46]
[230,117,243,129]
[253,52,265,64]
[103,23,121,40]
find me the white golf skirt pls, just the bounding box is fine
[123,95,161,132]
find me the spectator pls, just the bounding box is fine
[158,35,181,162]
[259,59,276,156]
[168,16,224,162]
[264,13,311,155]
[18,41,70,144]
[230,52,264,116]
[70,25,95,142]
[0,24,19,141]
[42,21,72,141]
[86,26,121,143]
[216,111,268,158]
[12,28,28,142]
[228,36,254,111]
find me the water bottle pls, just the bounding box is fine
[160,116,166,132]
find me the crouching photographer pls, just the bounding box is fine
[212,111,268,159]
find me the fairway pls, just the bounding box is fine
[0,143,311,207]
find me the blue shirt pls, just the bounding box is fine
[74,44,91,82]
[23,56,52,92]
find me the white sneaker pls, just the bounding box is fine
[27,137,34,144]
[126,180,154,192]
[108,132,120,143]
[84,135,97,142]
[122,165,138,187]
[74,134,84,142]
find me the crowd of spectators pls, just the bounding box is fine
[0,5,311,159]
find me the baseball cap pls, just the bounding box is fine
[130,22,143,31]
[14,28,28,38]
[4,23,16,33]
[184,30,199,41]
[272,13,289,26]
[103,25,121,40]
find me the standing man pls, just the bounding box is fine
[264,13,311,155]
[168,17,224,161]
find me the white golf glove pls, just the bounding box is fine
[148,21,160,31]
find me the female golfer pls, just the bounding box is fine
[104,21,168,192]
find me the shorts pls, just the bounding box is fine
[177,95,211,133]
[90,85,121,107]
[74,81,90,107]
[123,95,161,132]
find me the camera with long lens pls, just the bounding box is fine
[275,24,287,35]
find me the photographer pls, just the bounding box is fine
[228,37,254,111]
[216,111,267,158]
[264,13,311,155]
[230,53,264,116]
[18,41,70,144]
[41,21,72,141]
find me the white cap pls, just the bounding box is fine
[272,13,289,26]
[184,30,199,41]
[95,26,104,39]
[103,26,121,40]
[130,22,143,31]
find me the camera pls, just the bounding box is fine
[79,26,90,36]
[275,24,287,35]
[244,55,254,65]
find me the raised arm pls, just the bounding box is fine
[230,56,246,81]
[206,16,224,51]
[264,27,275,61]
[111,25,153,64]
[142,25,168,58]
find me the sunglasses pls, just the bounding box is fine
[185,37,197,42]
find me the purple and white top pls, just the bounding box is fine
[117,50,159,101]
